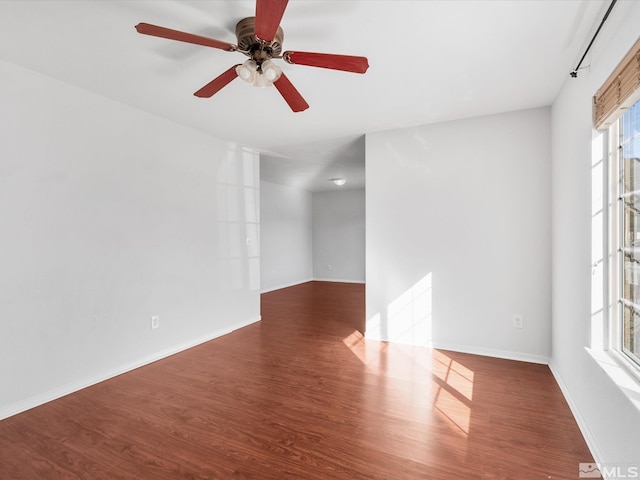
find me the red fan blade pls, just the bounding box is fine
[135,23,235,51]
[273,73,309,112]
[255,0,288,42]
[283,51,369,74]
[194,66,239,98]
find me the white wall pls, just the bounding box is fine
[366,107,551,361]
[0,60,260,419]
[312,189,365,283]
[550,0,640,464]
[260,180,313,292]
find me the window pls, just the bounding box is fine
[595,36,640,376]
[615,99,640,368]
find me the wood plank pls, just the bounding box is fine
[0,281,592,479]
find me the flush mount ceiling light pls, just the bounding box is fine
[330,178,347,186]
[135,0,370,112]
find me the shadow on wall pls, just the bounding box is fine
[366,273,433,346]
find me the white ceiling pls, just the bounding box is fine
[0,0,607,191]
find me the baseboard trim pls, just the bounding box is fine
[548,360,605,465]
[0,316,261,421]
[431,341,550,365]
[260,279,314,294]
[261,279,365,294]
[312,278,365,284]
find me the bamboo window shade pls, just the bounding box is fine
[593,36,640,129]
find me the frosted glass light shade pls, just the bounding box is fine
[253,72,271,88]
[236,60,257,83]
[261,59,282,82]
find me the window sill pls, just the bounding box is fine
[586,347,640,412]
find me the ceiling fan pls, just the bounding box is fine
[135,0,369,112]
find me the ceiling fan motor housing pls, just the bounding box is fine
[236,17,284,63]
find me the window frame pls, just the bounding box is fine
[605,98,640,381]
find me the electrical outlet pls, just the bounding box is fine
[327,264,332,271]
[151,315,159,330]
[513,315,523,329]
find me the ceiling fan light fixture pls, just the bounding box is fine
[252,71,272,88]
[261,59,282,82]
[236,59,257,83]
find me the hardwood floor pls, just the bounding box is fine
[0,281,592,479]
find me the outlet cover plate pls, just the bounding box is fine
[513,315,523,329]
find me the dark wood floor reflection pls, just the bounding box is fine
[0,281,592,479]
